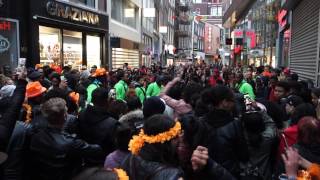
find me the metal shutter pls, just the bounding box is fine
[289,0,320,82]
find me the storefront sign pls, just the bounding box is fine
[46,1,99,25]
[0,18,19,70]
[0,35,10,53]
[0,21,11,31]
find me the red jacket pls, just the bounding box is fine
[209,75,223,87]
[278,125,298,160]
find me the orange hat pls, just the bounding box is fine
[69,92,79,105]
[35,64,43,70]
[92,68,107,77]
[26,81,47,98]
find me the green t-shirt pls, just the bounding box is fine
[114,80,128,101]
[135,86,146,104]
[146,82,162,98]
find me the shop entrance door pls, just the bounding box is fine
[86,35,101,68]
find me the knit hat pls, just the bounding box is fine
[26,81,47,98]
[28,71,41,81]
[143,96,166,118]
[0,85,16,98]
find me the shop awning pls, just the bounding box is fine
[223,0,257,29]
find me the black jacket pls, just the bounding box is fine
[4,121,33,180]
[78,105,119,166]
[121,154,183,180]
[197,158,236,180]
[27,127,102,180]
[4,114,78,180]
[203,109,248,177]
[0,79,27,151]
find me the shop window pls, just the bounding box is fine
[86,35,101,68]
[39,26,62,66]
[39,26,103,69]
[63,30,83,70]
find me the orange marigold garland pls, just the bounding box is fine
[22,103,32,123]
[113,168,129,180]
[308,163,320,179]
[128,121,181,155]
[297,170,311,180]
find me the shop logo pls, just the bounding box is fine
[46,1,99,25]
[0,35,10,53]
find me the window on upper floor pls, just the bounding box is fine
[210,5,222,16]
[111,0,139,29]
[64,0,107,12]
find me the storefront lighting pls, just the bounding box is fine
[143,8,155,17]
[124,8,135,18]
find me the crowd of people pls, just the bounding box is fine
[0,61,320,180]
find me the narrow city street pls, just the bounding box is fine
[0,0,320,180]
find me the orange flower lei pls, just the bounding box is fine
[297,170,311,180]
[128,121,181,155]
[113,168,129,180]
[22,104,32,123]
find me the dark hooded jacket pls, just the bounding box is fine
[121,154,183,180]
[202,109,248,178]
[78,105,119,166]
[0,79,27,151]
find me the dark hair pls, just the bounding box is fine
[126,96,142,111]
[116,70,125,81]
[270,75,278,82]
[43,88,78,113]
[50,73,61,82]
[115,123,132,151]
[311,88,320,98]
[182,82,202,105]
[194,98,209,117]
[275,81,290,92]
[139,114,178,166]
[167,81,184,100]
[297,117,320,145]
[236,72,244,80]
[256,66,264,74]
[73,167,117,180]
[290,73,299,81]
[201,86,234,107]
[242,112,265,147]
[179,114,208,150]
[43,66,54,79]
[108,100,128,120]
[290,103,316,125]
[288,81,302,96]
[92,88,109,107]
